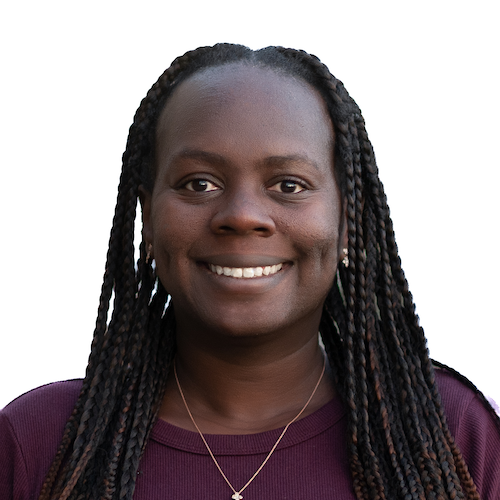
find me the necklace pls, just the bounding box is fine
[173,355,326,500]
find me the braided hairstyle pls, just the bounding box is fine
[39,43,481,500]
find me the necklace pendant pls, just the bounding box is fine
[232,494,243,500]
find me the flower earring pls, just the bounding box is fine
[342,248,349,267]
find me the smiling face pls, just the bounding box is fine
[142,63,346,340]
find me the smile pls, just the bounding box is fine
[208,263,284,279]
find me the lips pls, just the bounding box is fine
[208,262,284,278]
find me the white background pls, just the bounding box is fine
[1,1,499,409]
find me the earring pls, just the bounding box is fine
[146,243,153,264]
[342,248,349,267]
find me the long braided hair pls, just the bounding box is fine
[39,43,481,500]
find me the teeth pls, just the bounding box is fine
[209,263,284,278]
[243,268,254,278]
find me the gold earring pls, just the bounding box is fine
[342,248,349,267]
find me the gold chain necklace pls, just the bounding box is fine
[173,355,326,500]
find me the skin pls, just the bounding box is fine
[141,63,347,434]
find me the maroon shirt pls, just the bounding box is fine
[1,367,500,499]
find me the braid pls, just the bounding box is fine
[39,43,482,499]
[262,46,481,499]
[272,49,480,499]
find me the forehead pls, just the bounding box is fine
[156,63,334,148]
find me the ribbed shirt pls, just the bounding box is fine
[1,367,499,499]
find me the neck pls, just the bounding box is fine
[159,331,335,434]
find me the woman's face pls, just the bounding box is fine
[142,63,346,338]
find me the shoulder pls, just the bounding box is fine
[1,379,83,444]
[433,362,500,434]
[2,379,83,418]
[1,379,83,459]
[0,380,82,500]
[433,362,500,498]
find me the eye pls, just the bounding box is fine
[269,180,306,194]
[184,179,220,192]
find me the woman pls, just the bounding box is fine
[1,43,499,500]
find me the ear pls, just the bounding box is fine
[139,185,153,247]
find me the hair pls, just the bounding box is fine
[39,43,484,500]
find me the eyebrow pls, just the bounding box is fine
[172,148,319,170]
[172,148,230,167]
[264,154,319,170]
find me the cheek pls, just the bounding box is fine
[295,208,341,296]
[149,200,197,282]
[282,199,341,261]
[151,194,204,247]
[307,223,339,266]
[305,220,339,295]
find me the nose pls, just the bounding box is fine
[210,186,276,236]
